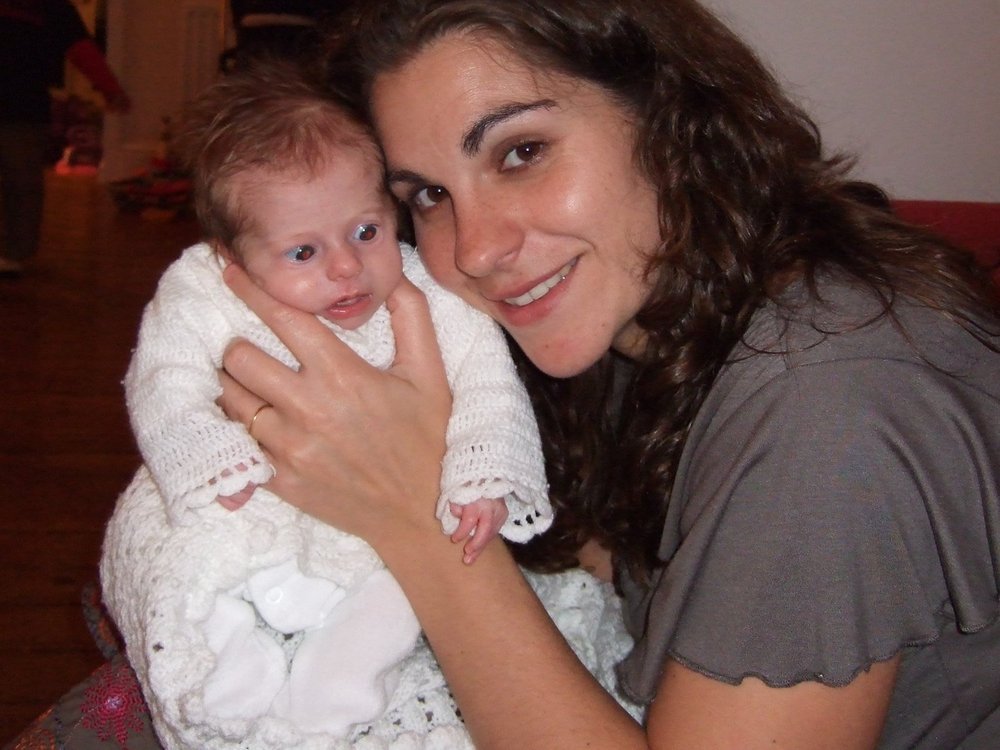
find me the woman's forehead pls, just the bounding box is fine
[370,33,596,152]
[374,33,538,101]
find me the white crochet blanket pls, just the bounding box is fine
[102,469,642,749]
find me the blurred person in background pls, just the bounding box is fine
[0,0,129,278]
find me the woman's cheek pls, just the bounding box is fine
[415,227,460,288]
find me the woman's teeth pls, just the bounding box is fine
[504,260,575,307]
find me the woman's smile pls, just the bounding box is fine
[501,258,577,307]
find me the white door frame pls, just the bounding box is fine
[101,0,226,182]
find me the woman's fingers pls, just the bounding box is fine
[217,260,454,547]
[217,369,280,463]
[224,262,446,402]
[385,278,450,399]
[222,336,307,412]
[222,262,370,417]
[223,262,359,372]
[217,368,267,427]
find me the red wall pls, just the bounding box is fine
[893,201,1000,287]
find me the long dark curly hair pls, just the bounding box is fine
[327,0,999,578]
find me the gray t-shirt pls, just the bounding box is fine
[617,278,1000,748]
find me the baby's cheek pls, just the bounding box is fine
[260,275,326,315]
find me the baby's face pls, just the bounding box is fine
[230,148,402,330]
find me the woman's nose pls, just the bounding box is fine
[452,198,522,278]
[324,245,363,280]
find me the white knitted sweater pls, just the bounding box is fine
[100,242,555,748]
[122,242,551,538]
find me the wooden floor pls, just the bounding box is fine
[0,172,200,743]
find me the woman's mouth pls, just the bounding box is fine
[503,259,577,307]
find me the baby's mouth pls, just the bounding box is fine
[332,294,367,308]
[323,293,372,321]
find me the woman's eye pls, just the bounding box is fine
[412,185,448,211]
[283,245,316,262]
[353,224,378,242]
[501,142,544,170]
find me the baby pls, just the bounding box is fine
[100,60,551,746]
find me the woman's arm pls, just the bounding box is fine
[648,657,898,750]
[219,264,898,749]
[380,523,648,748]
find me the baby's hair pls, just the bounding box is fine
[176,56,381,253]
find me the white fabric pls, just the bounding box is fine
[243,559,346,633]
[102,472,641,749]
[269,570,420,736]
[201,595,287,720]
[102,242,552,745]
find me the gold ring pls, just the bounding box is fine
[247,404,271,439]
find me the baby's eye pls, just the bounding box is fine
[353,224,378,242]
[284,245,316,262]
[501,142,544,170]
[412,185,448,211]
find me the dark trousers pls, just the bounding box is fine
[0,121,49,262]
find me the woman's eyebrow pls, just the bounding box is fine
[461,99,556,156]
[385,167,425,190]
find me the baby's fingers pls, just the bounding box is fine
[449,503,479,543]
[462,527,493,565]
[217,485,254,511]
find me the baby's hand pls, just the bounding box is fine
[210,463,257,511]
[216,483,256,511]
[449,497,508,564]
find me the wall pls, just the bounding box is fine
[101,0,226,181]
[703,0,1000,202]
[98,2,998,203]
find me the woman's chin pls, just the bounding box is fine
[516,336,608,379]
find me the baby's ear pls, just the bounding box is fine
[215,241,238,265]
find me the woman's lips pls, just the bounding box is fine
[502,259,577,307]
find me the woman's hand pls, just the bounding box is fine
[219,267,647,749]
[218,263,452,548]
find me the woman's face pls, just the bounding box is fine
[371,33,661,377]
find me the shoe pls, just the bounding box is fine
[0,257,25,278]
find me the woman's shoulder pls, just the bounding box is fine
[618,276,1000,720]
[735,274,999,388]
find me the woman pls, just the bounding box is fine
[219,0,1000,747]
